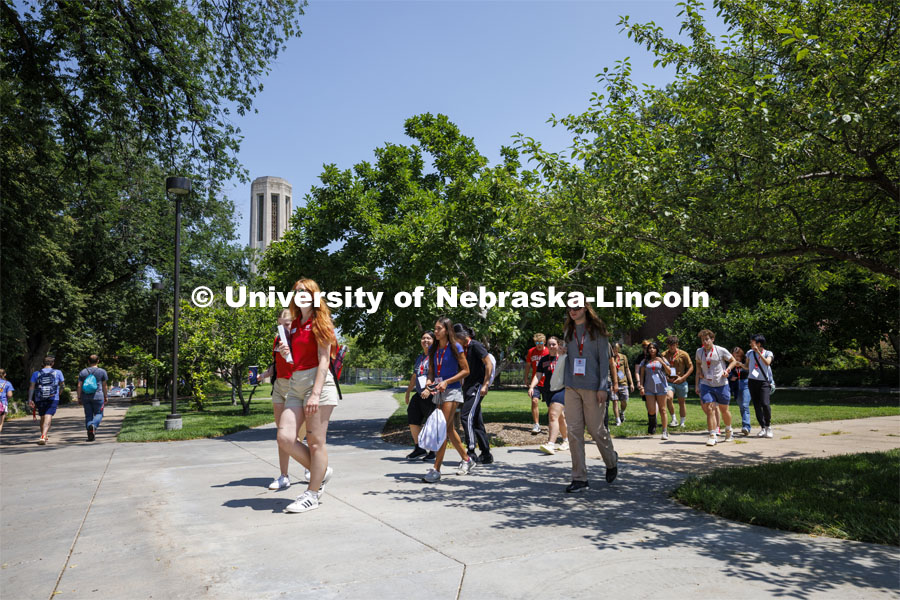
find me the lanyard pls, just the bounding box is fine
[550,356,558,373]
[435,346,447,377]
[705,347,715,370]
[418,355,426,375]
[614,355,621,369]
[576,329,586,356]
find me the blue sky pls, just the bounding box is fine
[228,1,720,246]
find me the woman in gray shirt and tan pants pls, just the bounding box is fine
[562,303,619,493]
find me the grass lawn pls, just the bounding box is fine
[118,381,398,442]
[672,449,900,546]
[384,389,899,442]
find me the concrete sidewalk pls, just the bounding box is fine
[1,391,898,599]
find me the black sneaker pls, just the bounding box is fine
[406,446,427,460]
[422,451,436,461]
[605,452,619,484]
[87,426,95,442]
[565,480,589,493]
[479,453,494,464]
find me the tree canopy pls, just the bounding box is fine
[1,0,304,382]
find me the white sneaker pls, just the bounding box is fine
[706,435,717,447]
[716,427,721,435]
[539,442,557,455]
[302,468,311,482]
[765,427,774,439]
[423,468,441,483]
[558,440,569,451]
[285,490,319,513]
[615,418,622,426]
[318,466,334,494]
[268,475,290,490]
[531,423,542,434]
[724,431,734,442]
[456,459,475,475]
[679,419,685,427]
[661,430,669,441]
[757,429,767,438]
[670,417,678,427]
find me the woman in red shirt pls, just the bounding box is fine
[276,278,340,513]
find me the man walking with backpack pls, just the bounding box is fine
[78,355,109,441]
[28,356,65,445]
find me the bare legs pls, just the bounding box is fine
[547,402,567,444]
[433,402,468,471]
[277,405,334,492]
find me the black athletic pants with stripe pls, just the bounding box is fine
[461,384,491,459]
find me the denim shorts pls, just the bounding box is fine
[667,380,689,398]
[699,382,731,405]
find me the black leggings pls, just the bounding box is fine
[748,379,772,428]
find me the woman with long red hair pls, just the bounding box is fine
[276,278,340,513]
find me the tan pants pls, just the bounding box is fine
[564,387,617,481]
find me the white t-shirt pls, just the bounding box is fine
[695,345,733,387]
[747,349,774,381]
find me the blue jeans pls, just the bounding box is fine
[83,396,104,430]
[729,379,751,430]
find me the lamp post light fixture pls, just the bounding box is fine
[151,281,165,407]
[165,176,191,431]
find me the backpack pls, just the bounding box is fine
[330,345,348,400]
[487,353,497,386]
[36,370,58,401]
[418,407,447,452]
[83,369,99,395]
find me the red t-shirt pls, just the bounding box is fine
[526,346,549,387]
[290,317,322,371]
[272,336,293,379]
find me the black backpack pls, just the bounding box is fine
[35,370,58,401]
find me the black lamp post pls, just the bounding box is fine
[165,176,191,430]
[151,281,165,406]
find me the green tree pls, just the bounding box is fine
[262,114,668,368]
[518,0,898,363]
[1,0,303,384]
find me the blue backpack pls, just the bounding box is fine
[83,369,99,395]
[36,370,58,401]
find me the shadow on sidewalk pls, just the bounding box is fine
[369,458,898,598]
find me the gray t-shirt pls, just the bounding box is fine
[695,345,733,387]
[78,367,108,400]
[563,323,610,391]
[747,349,774,381]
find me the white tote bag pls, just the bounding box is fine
[549,355,566,392]
[418,408,447,451]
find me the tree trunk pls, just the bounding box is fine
[234,366,249,416]
[22,332,51,383]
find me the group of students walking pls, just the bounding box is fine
[624,330,776,446]
[404,303,620,492]
[400,304,777,492]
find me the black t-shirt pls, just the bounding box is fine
[535,354,560,393]
[463,340,489,389]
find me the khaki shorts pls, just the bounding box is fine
[285,367,339,408]
[272,377,291,404]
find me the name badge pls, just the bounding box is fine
[417,375,427,390]
[617,368,625,379]
[573,358,587,376]
[669,367,676,376]
[751,369,760,378]
[435,377,443,384]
